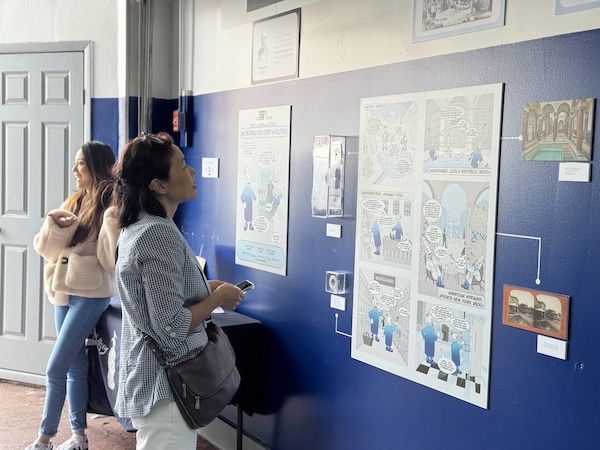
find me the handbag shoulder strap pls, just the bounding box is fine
[142,333,169,368]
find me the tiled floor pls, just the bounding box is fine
[0,379,222,450]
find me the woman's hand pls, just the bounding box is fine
[188,282,245,330]
[214,283,245,311]
[208,280,226,291]
[48,211,77,228]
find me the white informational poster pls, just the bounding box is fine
[351,84,503,408]
[236,106,291,276]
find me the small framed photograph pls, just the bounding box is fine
[522,98,595,161]
[412,0,506,43]
[251,8,301,84]
[502,285,570,340]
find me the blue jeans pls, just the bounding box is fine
[40,295,110,438]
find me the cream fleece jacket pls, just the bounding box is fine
[34,205,119,305]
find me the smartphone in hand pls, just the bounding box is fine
[236,280,254,292]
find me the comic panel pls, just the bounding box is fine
[357,190,414,269]
[423,91,497,177]
[352,267,411,369]
[419,179,489,309]
[360,99,420,188]
[414,300,487,406]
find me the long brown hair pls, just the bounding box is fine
[62,141,115,246]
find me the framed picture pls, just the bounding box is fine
[555,0,600,15]
[522,98,595,161]
[502,285,570,340]
[412,0,506,43]
[251,8,301,85]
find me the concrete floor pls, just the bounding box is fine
[0,379,222,450]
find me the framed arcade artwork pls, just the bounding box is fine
[412,0,506,43]
[502,285,570,340]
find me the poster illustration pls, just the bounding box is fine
[235,105,291,276]
[352,84,503,408]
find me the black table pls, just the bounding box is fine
[87,302,269,450]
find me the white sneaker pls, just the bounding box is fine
[24,442,54,450]
[56,435,88,450]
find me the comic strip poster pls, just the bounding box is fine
[236,105,291,276]
[351,84,503,408]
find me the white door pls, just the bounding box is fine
[0,50,85,383]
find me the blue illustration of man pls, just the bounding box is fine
[391,217,403,241]
[240,170,256,231]
[429,139,437,161]
[470,141,484,168]
[384,316,399,352]
[462,256,483,290]
[265,178,283,219]
[371,218,381,255]
[368,304,384,342]
[421,315,439,367]
[425,246,444,288]
[451,333,463,374]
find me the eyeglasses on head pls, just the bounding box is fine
[140,132,165,145]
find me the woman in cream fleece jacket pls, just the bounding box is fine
[26,141,119,450]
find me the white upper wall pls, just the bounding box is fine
[0,0,123,98]
[0,0,598,99]
[192,0,600,95]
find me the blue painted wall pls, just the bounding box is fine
[120,31,600,449]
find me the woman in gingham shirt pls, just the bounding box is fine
[112,132,245,449]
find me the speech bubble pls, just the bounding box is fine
[379,293,396,308]
[434,246,449,260]
[423,199,442,222]
[378,215,395,228]
[465,127,479,140]
[439,105,465,121]
[368,280,381,295]
[257,148,278,169]
[457,119,468,132]
[437,357,457,374]
[398,307,410,317]
[397,240,413,252]
[362,198,386,213]
[430,305,453,322]
[367,117,383,133]
[271,232,281,245]
[451,317,470,332]
[425,225,443,244]
[392,287,405,300]
[394,157,413,176]
[253,215,269,233]
[241,140,257,157]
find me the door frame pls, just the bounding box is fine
[0,41,91,386]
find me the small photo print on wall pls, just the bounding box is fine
[555,0,600,15]
[522,98,595,161]
[412,0,506,43]
[502,285,570,340]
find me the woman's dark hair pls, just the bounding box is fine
[113,132,175,227]
[63,141,115,246]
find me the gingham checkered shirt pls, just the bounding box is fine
[114,212,210,419]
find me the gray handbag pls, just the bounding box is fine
[143,319,241,429]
